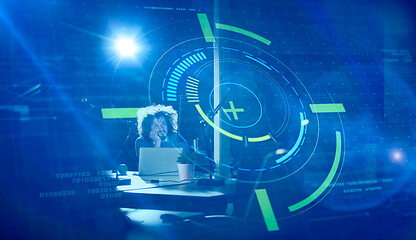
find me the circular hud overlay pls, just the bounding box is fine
[148,36,344,178]
[144,18,346,218]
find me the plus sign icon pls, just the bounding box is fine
[210,82,263,129]
[223,101,244,120]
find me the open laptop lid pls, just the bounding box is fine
[138,148,183,176]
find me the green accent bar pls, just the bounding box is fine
[255,189,279,231]
[101,108,142,119]
[288,131,342,212]
[188,76,200,82]
[197,13,215,42]
[309,103,346,113]
[215,23,271,46]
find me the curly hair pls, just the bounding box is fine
[136,105,178,141]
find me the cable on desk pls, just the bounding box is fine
[133,170,179,177]
[120,172,211,191]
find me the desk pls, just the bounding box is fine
[115,171,235,214]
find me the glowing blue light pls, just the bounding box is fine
[388,148,407,165]
[115,37,139,57]
[301,119,309,126]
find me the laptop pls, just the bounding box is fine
[138,148,183,176]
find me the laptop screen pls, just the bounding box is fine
[138,148,183,176]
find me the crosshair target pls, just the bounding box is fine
[148,37,320,182]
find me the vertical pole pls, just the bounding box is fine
[213,0,220,169]
[213,0,230,179]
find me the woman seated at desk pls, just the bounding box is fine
[135,105,189,163]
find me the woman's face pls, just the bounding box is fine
[150,116,168,139]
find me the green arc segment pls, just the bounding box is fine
[248,135,270,142]
[255,189,279,231]
[195,104,243,141]
[195,104,272,142]
[215,23,271,45]
[288,131,342,212]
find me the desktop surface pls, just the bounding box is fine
[115,171,235,214]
